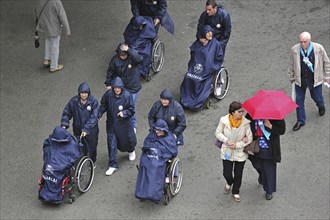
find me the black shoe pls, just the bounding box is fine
[266,193,273,200]
[293,122,305,131]
[142,74,152,82]
[318,106,325,116]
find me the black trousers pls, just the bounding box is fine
[222,160,246,194]
[249,155,277,194]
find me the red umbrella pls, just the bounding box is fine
[242,90,298,120]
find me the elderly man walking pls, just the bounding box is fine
[35,0,70,72]
[288,31,330,131]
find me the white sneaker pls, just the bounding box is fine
[105,167,118,176]
[129,151,136,161]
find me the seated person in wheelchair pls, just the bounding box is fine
[135,119,178,203]
[130,0,175,34]
[39,126,81,203]
[123,16,157,81]
[180,25,224,110]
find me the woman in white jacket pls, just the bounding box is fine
[215,101,252,202]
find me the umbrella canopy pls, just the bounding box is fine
[242,90,298,120]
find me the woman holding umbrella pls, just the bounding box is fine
[242,90,290,200]
[215,101,253,202]
[245,115,286,200]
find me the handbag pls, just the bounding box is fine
[34,0,50,48]
[34,31,40,48]
[214,139,222,149]
[243,137,260,155]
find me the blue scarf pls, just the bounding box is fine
[257,120,271,140]
[300,43,314,73]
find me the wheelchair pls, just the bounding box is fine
[163,157,183,205]
[146,37,165,81]
[38,137,95,204]
[204,66,230,109]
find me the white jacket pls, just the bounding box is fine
[215,114,252,162]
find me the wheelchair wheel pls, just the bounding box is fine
[169,158,183,196]
[213,67,229,100]
[151,39,165,73]
[75,157,94,193]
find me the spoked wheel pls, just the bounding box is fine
[75,157,94,193]
[213,67,229,100]
[169,158,183,196]
[151,39,165,73]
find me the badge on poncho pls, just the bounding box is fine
[128,64,132,69]
[118,105,123,111]
[216,24,221,28]
[87,105,91,111]
[171,116,175,121]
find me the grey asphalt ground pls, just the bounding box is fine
[1,0,329,219]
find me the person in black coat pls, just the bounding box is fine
[148,88,186,146]
[245,113,286,200]
[130,0,174,34]
[61,82,99,163]
[105,43,143,130]
[98,77,137,176]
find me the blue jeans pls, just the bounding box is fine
[295,84,324,123]
[131,92,139,128]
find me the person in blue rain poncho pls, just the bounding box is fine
[135,119,178,203]
[148,88,186,146]
[124,16,157,81]
[180,25,223,110]
[130,0,175,34]
[39,126,81,203]
[98,77,137,176]
[61,82,99,164]
[196,0,231,58]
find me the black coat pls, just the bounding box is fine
[245,114,286,163]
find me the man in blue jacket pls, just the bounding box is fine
[148,88,186,146]
[130,0,174,34]
[105,43,143,130]
[61,82,99,164]
[98,77,137,176]
[196,0,231,58]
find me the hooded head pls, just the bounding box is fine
[78,82,91,96]
[111,77,124,89]
[132,16,147,30]
[201,25,214,39]
[153,119,169,134]
[160,88,173,107]
[160,88,173,101]
[50,126,71,143]
[116,43,128,56]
